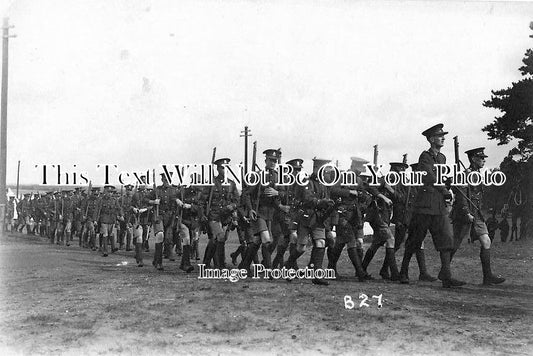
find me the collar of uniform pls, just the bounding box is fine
[427,147,440,159]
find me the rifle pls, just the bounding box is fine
[206,147,217,216]
[453,136,485,222]
[253,141,261,214]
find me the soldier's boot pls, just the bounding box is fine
[288,243,300,270]
[180,245,194,273]
[416,249,437,281]
[125,235,132,252]
[143,237,150,252]
[166,242,176,261]
[152,243,164,270]
[175,236,182,257]
[272,244,288,269]
[214,241,227,269]
[261,243,273,269]
[480,248,505,285]
[284,248,305,271]
[99,234,103,251]
[230,244,244,266]
[326,244,343,279]
[385,248,400,281]
[135,242,144,267]
[26,224,32,235]
[379,257,390,280]
[347,247,367,282]
[239,242,260,272]
[438,249,457,280]
[399,250,414,284]
[440,250,465,288]
[102,235,109,257]
[356,247,364,264]
[362,244,379,272]
[311,247,329,286]
[65,232,71,246]
[202,240,217,268]
[118,230,124,250]
[252,250,260,265]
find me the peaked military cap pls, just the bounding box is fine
[104,185,115,190]
[124,184,134,189]
[465,147,488,158]
[389,162,409,171]
[263,149,281,160]
[422,123,448,138]
[23,193,31,196]
[91,187,101,192]
[213,158,231,166]
[286,158,304,170]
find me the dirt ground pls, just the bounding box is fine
[0,230,532,356]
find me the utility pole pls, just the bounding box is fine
[0,18,15,234]
[240,125,251,177]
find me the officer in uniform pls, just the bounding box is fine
[118,184,135,251]
[72,188,84,245]
[148,173,179,270]
[60,190,74,246]
[95,185,123,257]
[379,163,436,281]
[240,150,288,272]
[451,147,505,285]
[82,187,100,250]
[399,124,465,288]
[203,158,239,269]
[284,158,335,285]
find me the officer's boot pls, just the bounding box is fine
[99,234,103,251]
[348,247,367,282]
[175,235,183,257]
[416,249,436,281]
[399,249,414,284]
[102,235,109,257]
[284,247,305,271]
[326,243,343,279]
[65,231,71,246]
[379,257,390,280]
[362,244,379,272]
[180,245,194,273]
[311,247,329,286]
[356,247,364,264]
[480,248,505,285]
[193,239,200,260]
[202,239,216,267]
[272,243,287,269]
[26,223,31,235]
[288,243,300,269]
[440,250,465,288]
[215,241,227,269]
[135,242,144,267]
[153,243,164,270]
[385,248,400,281]
[167,241,176,261]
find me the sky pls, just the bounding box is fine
[0,0,532,186]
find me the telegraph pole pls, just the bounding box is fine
[240,126,251,176]
[1,18,15,234]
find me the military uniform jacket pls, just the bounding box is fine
[120,192,134,223]
[148,185,178,214]
[95,195,122,224]
[82,196,99,221]
[17,199,31,216]
[295,175,331,229]
[132,190,151,224]
[205,175,239,222]
[243,169,284,221]
[180,186,204,228]
[413,149,450,216]
[452,167,484,223]
[60,196,74,220]
[330,184,363,230]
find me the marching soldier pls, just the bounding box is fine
[60,190,74,246]
[176,179,204,272]
[16,193,32,234]
[272,158,303,269]
[451,147,505,285]
[203,158,239,269]
[82,187,100,250]
[399,124,465,288]
[283,158,335,286]
[95,185,123,257]
[147,173,179,270]
[131,180,151,266]
[71,188,84,245]
[327,169,371,282]
[240,150,288,273]
[5,195,15,232]
[119,184,135,252]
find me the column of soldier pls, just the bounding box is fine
[5,123,505,288]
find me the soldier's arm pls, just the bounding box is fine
[418,151,450,197]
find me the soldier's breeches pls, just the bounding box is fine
[208,221,225,242]
[406,214,454,253]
